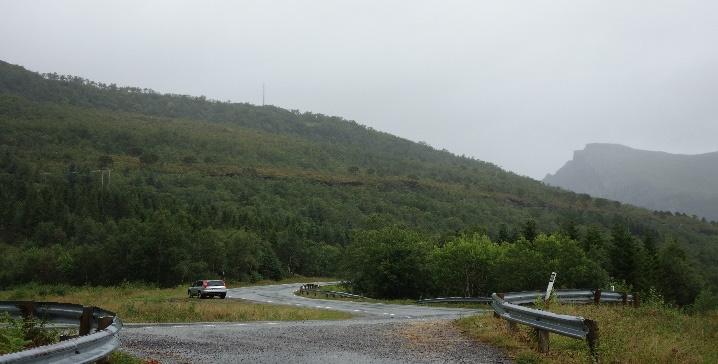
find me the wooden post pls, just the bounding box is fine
[18,302,35,318]
[536,328,550,353]
[593,288,601,305]
[585,319,599,360]
[507,321,518,333]
[79,306,93,336]
[633,292,640,308]
[98,316,114,330]
[621,292,628,305]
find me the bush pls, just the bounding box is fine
[0,313,28,355]
[691,289,718,314]
[0,313,58,355]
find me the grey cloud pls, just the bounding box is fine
[1,0,716,178]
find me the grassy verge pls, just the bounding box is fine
[109,351,146,364]
[456,304,718,363]
[0,281,351,323]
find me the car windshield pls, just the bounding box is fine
[207,280,224,286]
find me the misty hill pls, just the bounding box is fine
[1,60,717,294]
[544,143,718,221]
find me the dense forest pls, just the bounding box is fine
[1,60,717,306]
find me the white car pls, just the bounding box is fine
[188,279,227,299]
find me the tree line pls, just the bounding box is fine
[343,225,705,306]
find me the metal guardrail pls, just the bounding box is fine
[297,285,365,299]
[416,297,492,304]
[500,289,634,305]
[0,301,122,364]
[491,289,638,355]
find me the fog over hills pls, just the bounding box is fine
[544,143,718,221]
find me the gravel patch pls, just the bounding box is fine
[121,320,511,363]
[119,283,511,363]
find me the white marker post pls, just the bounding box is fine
[544,272,557,301]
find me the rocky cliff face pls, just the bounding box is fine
[544,143,718,221]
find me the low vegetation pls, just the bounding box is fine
[108,351,146,364]
[0,313,66,355]
[456,300,718,364]
[0,282,351,323]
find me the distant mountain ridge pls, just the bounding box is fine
[544,143,718,221]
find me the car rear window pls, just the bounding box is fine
[208,280,224,286]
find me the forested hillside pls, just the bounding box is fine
[545,143,718,221]
[1,60,717,305]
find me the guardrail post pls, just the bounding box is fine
[494,293,504,318]
[98,316,114,330]
[536,328,549,353]
[632,292,640,308]
[593,288,601,305]
[621,292,628,305]
[18,302,35,318]
[585,319,599,360]
[79,306,93,336]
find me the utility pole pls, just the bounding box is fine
[262,83,265,106]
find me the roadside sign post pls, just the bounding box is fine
[544,272,557,301]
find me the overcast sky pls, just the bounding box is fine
[2,1,717,179]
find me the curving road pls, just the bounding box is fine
[227,282,483,320]
[120,283,511,363]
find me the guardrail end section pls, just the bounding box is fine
[584,319,599,360]
[98,316,114,330]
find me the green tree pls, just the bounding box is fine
[522,219,538,242]
[431,234,499,296]
[495,235,608,292]
[139,153,159,166]
[344,227,433,298]
[97,155,113,168]
[497,224,513,243]
[657,241,703,306]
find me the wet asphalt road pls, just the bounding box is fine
[120,283,511,363]
[226,283,483,320]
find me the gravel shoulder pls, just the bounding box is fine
[120,283,511,363]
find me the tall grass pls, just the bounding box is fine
[456,303,718,364]
[0,282,351,323]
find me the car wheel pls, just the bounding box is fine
[220,293,226,299]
